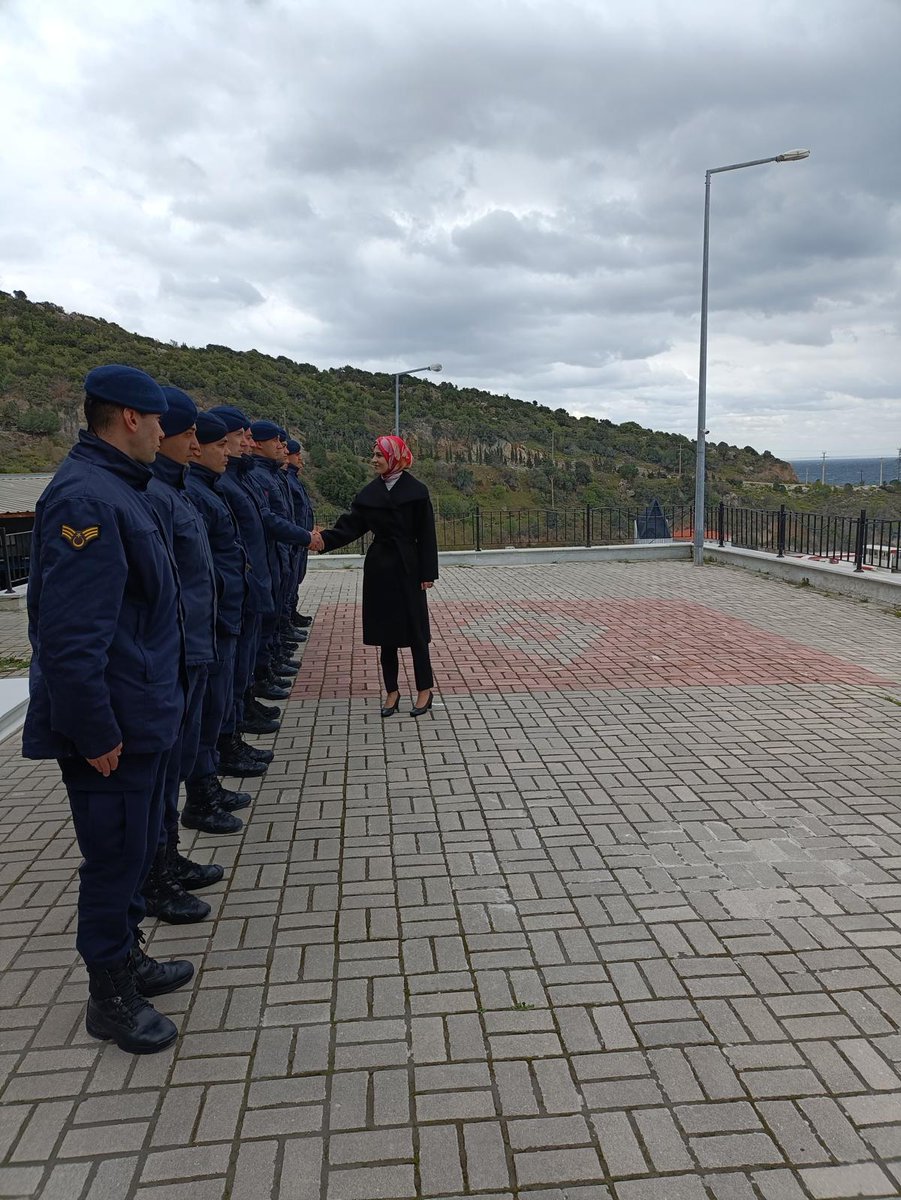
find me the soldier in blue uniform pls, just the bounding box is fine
[209,406,286,768]
[246,420,322,697]
[284,437,315,631]
[143,388,225,923]
[209,408,281,725]
[211,409,322,753]
[23,365,193,1055]
[184,411,258,828]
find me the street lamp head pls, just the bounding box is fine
[775,149,810,162]
[429,363,442,372]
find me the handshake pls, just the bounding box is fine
[308,526,324,554]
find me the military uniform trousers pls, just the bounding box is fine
[254,612,279,680]
[190,634,239,779]
[231,612,262,730]
[60,750,170,969]
[281,552,301,627]
[160,665,208,844]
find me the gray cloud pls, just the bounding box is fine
[1,0,899,456]
[159,273,265,307]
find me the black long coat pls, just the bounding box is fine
[320,472,439,647]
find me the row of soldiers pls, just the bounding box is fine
[24,364,321,1054]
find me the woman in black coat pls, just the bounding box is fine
[319,435,439,716]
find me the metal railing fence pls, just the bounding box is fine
[314,504,696,555]
[7,504,901,579]
[709,502,901,573]
[1,529,32,592]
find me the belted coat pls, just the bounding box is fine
[320,472,438,647]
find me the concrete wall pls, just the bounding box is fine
[309,538,901,609]
[702,544,901,606]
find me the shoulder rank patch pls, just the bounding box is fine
[61,524,100,550]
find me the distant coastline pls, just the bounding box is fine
[790,457,899,486]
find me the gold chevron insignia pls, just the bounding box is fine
[61,524,100,549]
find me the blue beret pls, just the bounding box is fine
[159,387,198,437]
[286,438,301,455]
[208,405,250,432]
[195,412,229,445]
[84,364,167,414]
[250,420,282,443]
[277,427,288,442]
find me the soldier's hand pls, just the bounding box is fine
[421,581,434,590]
[309,531,324,553]
[87,743,123,777]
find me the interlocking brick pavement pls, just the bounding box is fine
[3,559,901,1199]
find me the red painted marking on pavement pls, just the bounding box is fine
[292,599,893,699]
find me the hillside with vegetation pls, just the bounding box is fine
[1,289,801,515]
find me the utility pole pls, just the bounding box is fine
[678,446,682,477]
[550,430,555,509]
[821,452,827,485]
[880,459,884,486]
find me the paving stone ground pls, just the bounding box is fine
[3,558,901,1200]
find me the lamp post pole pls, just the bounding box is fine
[393,363,442,437]
[693,149,810,566]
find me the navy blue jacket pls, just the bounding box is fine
[23,432,184,760]
[218,457,275,617]
[186,463,247,636]
[246,457,313,587]
[285,466,314,529]
[286,465,314,584]
[146,454,217,667]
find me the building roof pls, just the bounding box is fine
[0,473,54,516]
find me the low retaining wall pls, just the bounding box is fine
[310,538,901,609]
[702,544,901,606]
[0,586,26,611]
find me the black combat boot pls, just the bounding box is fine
[182,776,244,834]
[213,778,252,811]
[86,960,178,1054]
[292,611,312,628]
[142,846,211,924]
[166,838,223,891]
[218,732,268,777]
[129,929,194,995]
[246,692,280,721]
[235,736,274,764]
[239,709,280,735]
[254,674,290,701]
[275,654,302,671]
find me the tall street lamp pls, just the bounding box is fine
[394,364,442,436]
[693,149,810,566]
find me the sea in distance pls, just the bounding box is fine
[790,457,900,486]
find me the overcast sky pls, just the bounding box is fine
[2,0,899,458]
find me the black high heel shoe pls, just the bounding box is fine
[381,692,400,718]
[410,692,434,717]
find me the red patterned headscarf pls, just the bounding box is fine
[375,435,414,484]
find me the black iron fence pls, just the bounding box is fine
[6,504,901,579]
[708,502,901,573]
[1,528,32,592]
[314,505,696,555]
